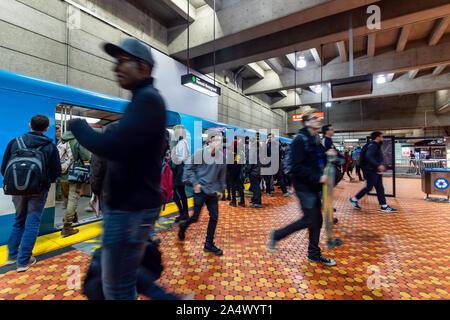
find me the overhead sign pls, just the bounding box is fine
[181,73,221,97]
[291,112,325,121]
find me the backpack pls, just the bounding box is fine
[160,160,174,209]
[57,141,74,174]
[3,137,49,195]
[359,143,370,168]
[282,133,308,175]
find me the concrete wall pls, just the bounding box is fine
[0,0,285,132]
[287,93,450,134]
[214,71,287,136]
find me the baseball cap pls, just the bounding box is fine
[103,38,155,66]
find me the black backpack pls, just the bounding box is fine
[359,143,370,168]
[3,136,48,195]
[283,133,308,175]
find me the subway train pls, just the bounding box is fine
[0,69,291,245]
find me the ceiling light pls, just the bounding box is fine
[376,75,386,84]
[55,113,100,124]
[296,56,307,69]
[344,139,359,142]
[325,102,332,108]
[310,85,323,94]
[181,74,221,97]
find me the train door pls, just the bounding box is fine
[54,103,122,229]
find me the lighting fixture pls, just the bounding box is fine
[344,139,359,142]
[296,55,307,69]
[310,84,323,94]
[325,102,332,108]
[56,113,100,124]
[376,75,386,84]
[181,74,221,97]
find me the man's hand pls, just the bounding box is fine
[377,165,386,172]
[319,175,329,185]
[193,184,202,193]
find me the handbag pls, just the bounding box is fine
[68,142,90,184]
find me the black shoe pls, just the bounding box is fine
[229,202,237,207]
[204,243,223,255]
[178,223,186,241]
[308,256,336,266]
[250,199,255,204]
[151,237,161,246]
[226,197,231,201]
[175,215,187,223]
[250,204,263,208]
[349,198,361,210]
[333,218,338,224]
[379,206,398,213]
[238,202,245,207]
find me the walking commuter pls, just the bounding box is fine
[171,125,190,222]
[178,136,226,255]
[246,136,263,208]
[262,133,274,197]
[229,137,245,207]
[352,147,364,181]
[343,150,355,182]
[58,121,91,235]
[1,114,61,271]
[349,132,398,213]
[268,108,337,266]
[69,38,167,300]
[274,139,290,197]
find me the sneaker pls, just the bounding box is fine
[308,256,336,266]
[238,202,245,207]
[204,243,223,255]
[16,257,37,272]
[229,202,237,207]
[267,231,277,253]
[288,190,294,195]
[379,206,398,213]
[182,292,195,300]
[178,223,186,241]
[3,257,17,266]
[333,218,338,224]
[250,204,263,208]
[282,192,290,197]
[267,193,273,197]
[349,198,361,210]
[151,236,161,246]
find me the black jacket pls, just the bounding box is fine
[90,154,107,197]
[364,141,384,172]
[291,127,325,193]
[70,78,167,211]
[1,132,61,190]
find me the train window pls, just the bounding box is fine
[54,104,122,229]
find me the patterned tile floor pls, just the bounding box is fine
[0,178,449,300]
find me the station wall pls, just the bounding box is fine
[0,0,286,134]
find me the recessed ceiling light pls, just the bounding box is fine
[296,56,307,69]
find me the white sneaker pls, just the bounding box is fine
[3,258,17,266]
[16,257,36,272]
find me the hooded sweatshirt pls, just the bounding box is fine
[1,131,62,189]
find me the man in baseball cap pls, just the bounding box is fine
[69,38,168,299]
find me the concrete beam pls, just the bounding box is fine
[396,24,412,52]
[386,73,395,82]
[162,0,196,21]
[265,58,284,75]
[271,72,450,109]
[193,0,450,73]
[279,90,288,97]
[336,41,348,62]
[168,0,381,58]
[244,39,450,95]
[428,16,450,46]
[204,0,221,11]
[310,47,323,66]
[432,64,447,76]
[367,33,376,57]
[408,69,419,79]
[246,63,265,79]
[285,53,296,68]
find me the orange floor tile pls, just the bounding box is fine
[0,178,449,300]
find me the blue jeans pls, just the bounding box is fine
[101,205,161,300]
[8,191,48,266]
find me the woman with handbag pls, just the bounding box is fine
[58,123,91,237]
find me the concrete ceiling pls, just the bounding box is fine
[128,0,450,114]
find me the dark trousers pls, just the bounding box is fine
[230,165,245,204]
[355,165,364,180]
[249,175,262,205]
[263,175,274,194]
[275,170,288,194]
[273,191,322,259]
[355,170,386,205]
[184,191,219,244]
[173,185,189,218]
